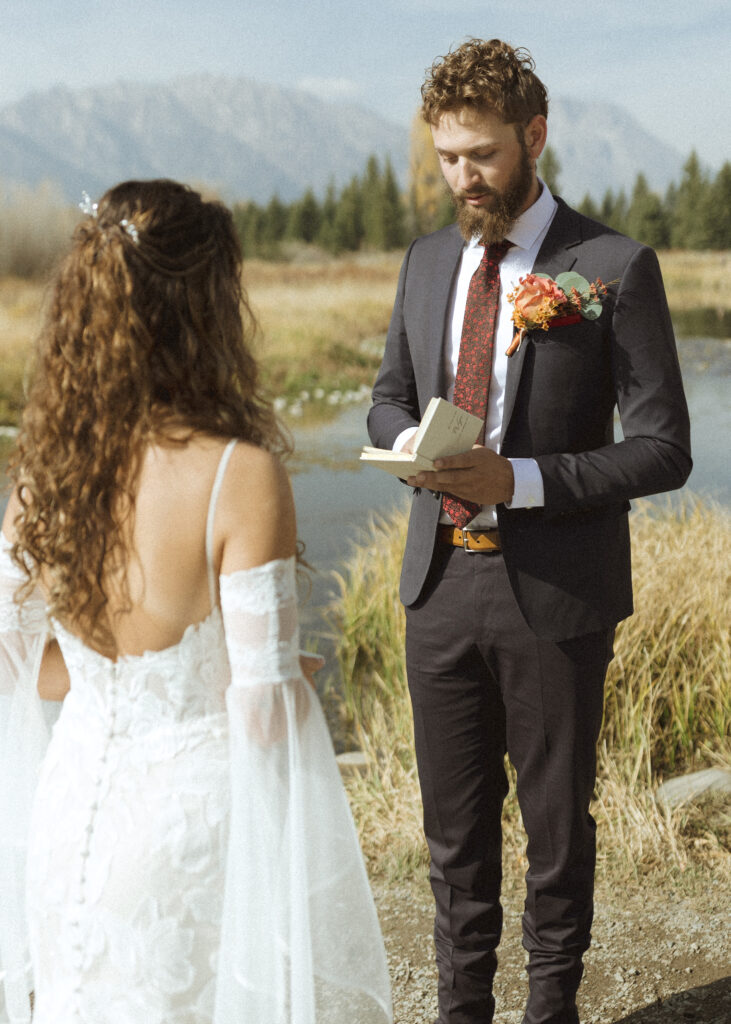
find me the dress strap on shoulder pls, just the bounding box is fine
[205,439,238,608]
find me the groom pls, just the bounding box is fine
[367,38,691,1024]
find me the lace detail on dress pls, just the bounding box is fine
[0,538,47,637]
[3,529,391,1022]
[53,609,229,742]
[220,556,300,687]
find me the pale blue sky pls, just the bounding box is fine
[2,0,728,168]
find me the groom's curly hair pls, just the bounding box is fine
[10,179,290,648]
[421,38,549,127]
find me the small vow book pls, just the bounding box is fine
[360,397,483,478]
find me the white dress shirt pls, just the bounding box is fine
[395,180,558,527]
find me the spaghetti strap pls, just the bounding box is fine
[205,439,238,609]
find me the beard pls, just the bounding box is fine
[451,138,534,244]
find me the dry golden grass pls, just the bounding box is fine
[0,254,404,421]
[657,250,731,310]
[0,249,727,425]
[244,255,402,396]
[0,277,46,422]
[331,498,731,886]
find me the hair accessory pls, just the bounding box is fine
[120,219,140,244]
[78,192,139,245]
[79,191,98,217]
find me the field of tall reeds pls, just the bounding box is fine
[330,497,731,886]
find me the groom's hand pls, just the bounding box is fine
[407,445,515,506]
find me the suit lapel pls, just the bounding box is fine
[428,225,464,398]
[501,198,584,443]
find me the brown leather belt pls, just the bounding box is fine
[438,525,501,553]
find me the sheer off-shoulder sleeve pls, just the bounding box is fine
[0,534,50,1023]
[215,556,392,1024]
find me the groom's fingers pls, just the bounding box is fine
[407,447,514,505]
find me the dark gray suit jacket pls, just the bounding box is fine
[368,199,692,641]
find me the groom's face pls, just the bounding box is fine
[431,106,546,243]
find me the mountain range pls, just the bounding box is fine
[0,75,687,206]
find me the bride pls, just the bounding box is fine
[0,179,392,1023]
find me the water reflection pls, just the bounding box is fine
[672,307,731,340]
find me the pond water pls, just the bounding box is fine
[1,334,728,662]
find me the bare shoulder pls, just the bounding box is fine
[217,441,297,572]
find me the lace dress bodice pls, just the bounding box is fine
[53,609,229,741]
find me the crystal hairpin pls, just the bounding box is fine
[120,219,140,244]
[78,191,139,244]
[79,191,98,217]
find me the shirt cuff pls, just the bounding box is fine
[506,458,544,509]
[393,426,419,452]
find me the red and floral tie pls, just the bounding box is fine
[442,240,511,528]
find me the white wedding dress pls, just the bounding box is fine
[0,441,392,1024]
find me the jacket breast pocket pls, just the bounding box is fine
[509,321,616,455]
[526,321,610,400]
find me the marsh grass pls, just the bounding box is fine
[658,251,731,312]
[244,256,402,398]
[2,250,726,426]
[0,255,403,426]
[0,182,78,279]
[0,278,45,424]
[330,497,731,884]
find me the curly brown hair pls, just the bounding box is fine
[421,38,548,127]
[10,178,289,646]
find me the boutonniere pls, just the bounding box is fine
[505,271,608,356]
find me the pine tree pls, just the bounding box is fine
[670,151,711,250]
[538,145,561,194]
[287,188,321,243]
[362,155,386,249]
[599,189,628,234]
[381,157,406,249]
[614,191,629,234]
[625,173,670,249]
[577,193,600,220]
[233,201,265,258]
[599,189,615,228]
[317,180,339,253]
[704,162,731,250]
[332,177,364,253]
[261,194,288,251]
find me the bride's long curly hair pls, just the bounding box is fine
[10,178,289,646]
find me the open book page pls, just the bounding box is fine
[360,398,483,477]
[359,447,437,477]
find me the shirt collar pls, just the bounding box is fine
[467,178,558,252]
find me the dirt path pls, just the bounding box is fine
[373,875,730,1023]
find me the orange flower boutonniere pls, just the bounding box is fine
[505,271,608,356]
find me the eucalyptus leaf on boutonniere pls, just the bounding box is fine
[505,271,609,356]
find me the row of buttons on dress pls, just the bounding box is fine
[68,666,120,1013]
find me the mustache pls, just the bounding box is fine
[453,187,498,200]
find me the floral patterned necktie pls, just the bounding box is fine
[442,239,512,529]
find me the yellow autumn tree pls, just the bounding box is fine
[408,112,452,235]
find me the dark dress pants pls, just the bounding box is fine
[405,543,614,1024]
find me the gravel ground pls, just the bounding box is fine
[373,874,730,1023]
